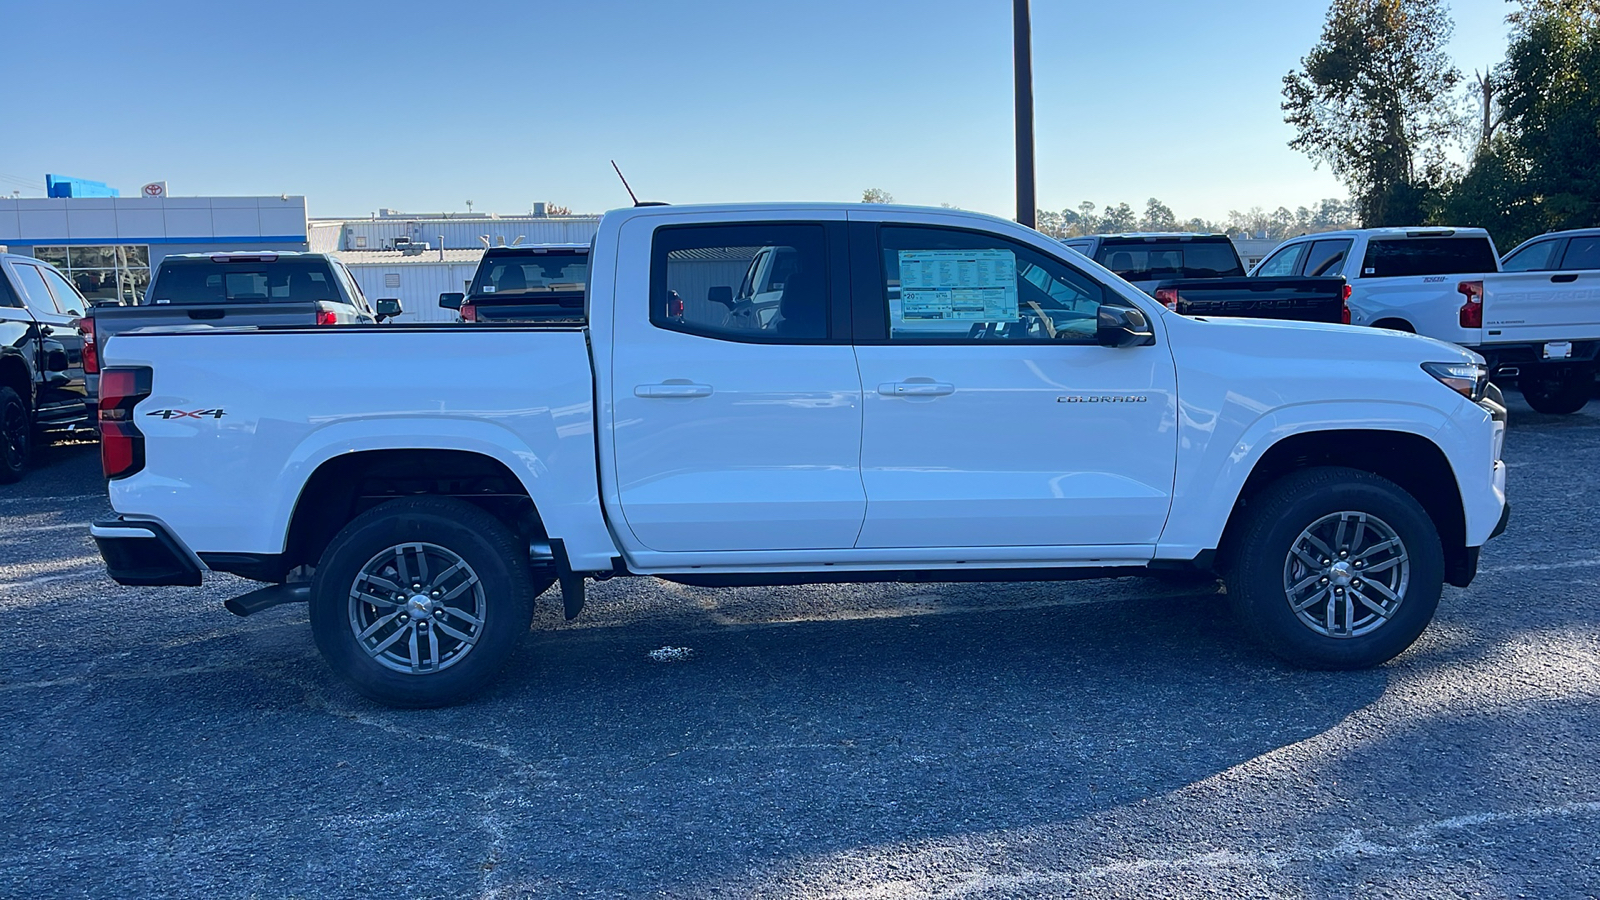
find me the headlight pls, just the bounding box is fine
[1422,361,1489,402]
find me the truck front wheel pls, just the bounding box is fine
[1520,371,1592,415]
[1226,467,1443,669]
[310,496,550,707]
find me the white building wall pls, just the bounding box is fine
[345,260,483,324]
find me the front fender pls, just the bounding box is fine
[1156,399,1450,559]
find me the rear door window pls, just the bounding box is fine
[1360,237,1498,278]
[37,266,87,316]
[1255,243,1307,277]
[1558,236,1600,271]
[651,223,831,342]
[11,264,64,317]
[1302,239,1354,277]
[1501,239,1561,272]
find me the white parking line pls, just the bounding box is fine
[0,493,102,505]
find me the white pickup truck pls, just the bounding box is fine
[1252,227,1501,336]
[91,204,1510,707]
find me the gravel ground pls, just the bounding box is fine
[1,395,1597,899]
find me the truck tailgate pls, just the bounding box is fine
[1160,276,1347,323]
[1481,271,1600,344]
[94,303,320,343]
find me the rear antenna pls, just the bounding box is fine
[611,160,640,206]
[610,160,668,207]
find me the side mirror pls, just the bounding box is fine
[1096,305,1156,348]
[438,292,464,310]
[375,298,403,321]
[708,285,734,308]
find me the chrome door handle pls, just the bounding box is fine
[634,383,713,399]
[878,381,955,397]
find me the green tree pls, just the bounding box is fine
[861,188,894,204]
[1139,198,1178,232]
[1283,0,1464,226]
[1499,0,1600,235]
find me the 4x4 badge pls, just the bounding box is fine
[146,409,226,419]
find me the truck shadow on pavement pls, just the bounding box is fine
[0,580,1393,897]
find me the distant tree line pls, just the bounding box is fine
[1035,197,1360,241]
[1284,0,1600,249]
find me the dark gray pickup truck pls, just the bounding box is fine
[0,253,93,482]
[1059,233,1348,324]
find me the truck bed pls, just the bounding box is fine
[101,324,617,571]
[1480,270,1600,345]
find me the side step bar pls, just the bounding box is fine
[224,583,310,617]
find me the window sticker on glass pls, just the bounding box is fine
[896,249,1018,325]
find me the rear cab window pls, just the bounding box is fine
[1359,235,1498,278]
[147,256,343,305]
[467,248,590,323]
[1094,238,1244,281]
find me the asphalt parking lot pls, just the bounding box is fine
[2,395,1598,899]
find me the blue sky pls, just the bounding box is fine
[0,0,1515,221]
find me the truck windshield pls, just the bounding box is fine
[147,258,341,305]
[1094,240,1244,281]
[471,252,589,298]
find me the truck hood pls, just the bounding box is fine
[1170,313,1480,366]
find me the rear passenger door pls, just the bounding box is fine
[609,218,866,553]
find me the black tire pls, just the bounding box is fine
[310,496,552,707]
[1520,372,1591,415]
[0,387,30,485]
[1225,466,1443,670]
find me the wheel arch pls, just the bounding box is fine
[0,351,31,411]
[1216,429,1471,586]
[1371,317,1415,333]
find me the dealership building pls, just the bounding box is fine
[0,176,603,321]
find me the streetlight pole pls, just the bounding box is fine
[1013,0,1036,228]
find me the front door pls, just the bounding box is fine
[609,219,865,552]
[850,221,1178,550]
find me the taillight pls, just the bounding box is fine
[459,302,477,323]
[77,316,99,374]
[1458,280,1484,328]
[315,309,338,326]
[1154,287,1179,311]
[1341,283,1352,325]
[99,367,152,479]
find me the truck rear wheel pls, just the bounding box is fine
[310,496,551,707]
[1520,371,1592,415]
[0,387,30,484]
[1225,467,1443,670]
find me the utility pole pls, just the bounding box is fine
[1013,0,1036,228]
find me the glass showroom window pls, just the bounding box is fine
[32,245,151,305]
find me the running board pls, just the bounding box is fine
[224,583,310,617]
